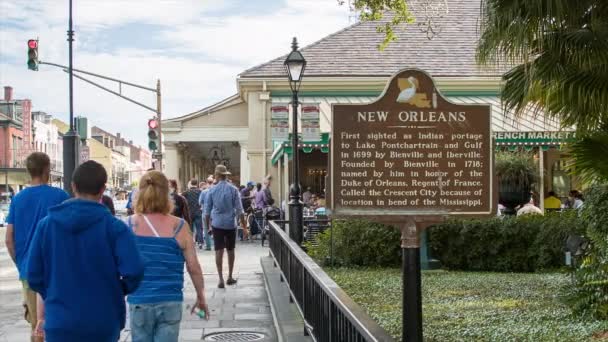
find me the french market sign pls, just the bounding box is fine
[493,131,575,145]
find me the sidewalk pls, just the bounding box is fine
[121,240,277,341]
[0,233,277,342]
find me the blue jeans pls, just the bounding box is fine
[130,302,182,342]
[202,218,212,249]
[192,216,203,243]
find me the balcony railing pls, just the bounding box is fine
[268,221,394,342]
[0,149,27,169]
[0,149,62,175]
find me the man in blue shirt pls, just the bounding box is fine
[204,165,246,288]
[198,175,215,250]
[26,160,144,342]
[4,152,70,336]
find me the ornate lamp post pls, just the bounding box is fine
[284,37,307,245]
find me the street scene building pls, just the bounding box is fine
[163,0,577,210]
[2,0,607,341]
[0,86,152,196]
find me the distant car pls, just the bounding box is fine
[114,199,128,219]
[0,202,9,227]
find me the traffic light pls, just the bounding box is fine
[148,117,160,151]
[27,39,39,71]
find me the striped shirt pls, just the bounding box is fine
[127,217,185,305]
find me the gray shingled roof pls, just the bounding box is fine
[240,0,500,78]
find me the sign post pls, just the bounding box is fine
[330,69,494,341]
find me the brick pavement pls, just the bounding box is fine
[0,231,277,342]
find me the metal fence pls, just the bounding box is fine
[268,221,394,342]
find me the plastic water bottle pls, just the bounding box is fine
[186,304,206,319]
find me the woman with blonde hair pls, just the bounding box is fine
[126,171,209,342]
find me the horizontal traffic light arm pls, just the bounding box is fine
[70,71,158,113]
[38,61,158,113]
[39,61,157,92]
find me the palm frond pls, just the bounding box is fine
[568,132,608,183]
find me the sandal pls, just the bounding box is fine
[218,282,225,289]
[226,278,238,286]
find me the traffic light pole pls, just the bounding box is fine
[38,61,163,169]
[63,0,78,193]
[156,80,162,170]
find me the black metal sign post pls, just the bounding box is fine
[330,68,495,341]
[401,220,423,342]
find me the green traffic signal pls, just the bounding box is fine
[148,141,158,151]
[28,60,38,71]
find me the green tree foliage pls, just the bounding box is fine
[345,0,608,179]
[477,1,608,132]
[569,132,608,183]
[477,0,608,179]
[337,0,413,49]
[565,186,608,319]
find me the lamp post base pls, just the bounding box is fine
[62,130,80,194]
[288,195,304,245]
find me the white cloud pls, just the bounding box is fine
[0,0,351,146]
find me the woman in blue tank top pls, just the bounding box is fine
[126,171,209,342]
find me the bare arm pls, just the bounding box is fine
[178,222,209,317]
[5,224,16,264]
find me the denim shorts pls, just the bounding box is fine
[130,301,182,342]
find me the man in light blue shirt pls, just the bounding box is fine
[204,165,245,288]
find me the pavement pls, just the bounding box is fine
[0,231,277,342]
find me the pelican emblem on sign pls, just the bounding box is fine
[396,76,431,108]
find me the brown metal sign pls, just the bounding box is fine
[330,69,494,217]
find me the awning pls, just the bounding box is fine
[271,133,329,165]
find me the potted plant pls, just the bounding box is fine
[495,151,538,215]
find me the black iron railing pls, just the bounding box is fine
[268,221,394,342]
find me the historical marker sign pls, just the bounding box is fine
[331,69,494,217]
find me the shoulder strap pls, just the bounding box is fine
[127,216,134,231]
[173,218,185,237]
[141,215,160,237]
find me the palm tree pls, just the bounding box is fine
[476,0,608,179]
[349,0,608,178]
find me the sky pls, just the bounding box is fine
[0,0,352,147]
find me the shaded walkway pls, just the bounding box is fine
[0,232,276,342]
[121,240,277,341]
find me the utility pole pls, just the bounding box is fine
[62,0,79,193]
[156,79,163,170]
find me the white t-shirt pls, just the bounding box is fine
[517,203,543,216]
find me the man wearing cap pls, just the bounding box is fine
[204,165,246,288]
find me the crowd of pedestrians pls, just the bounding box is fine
[3,151,265,341]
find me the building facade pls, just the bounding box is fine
[91,127,152,190]
[0,86,33,193]
[162,1,576,210]
[32,111,62,185]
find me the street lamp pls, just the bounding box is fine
[284,37,306,245]
[63,0,79,193]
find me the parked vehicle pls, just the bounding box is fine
[0,202,9,227]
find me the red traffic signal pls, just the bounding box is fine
[148,117,160,152]
[27,39,39,71]
[148,118,159,129]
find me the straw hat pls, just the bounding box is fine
[214,164,231,176]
